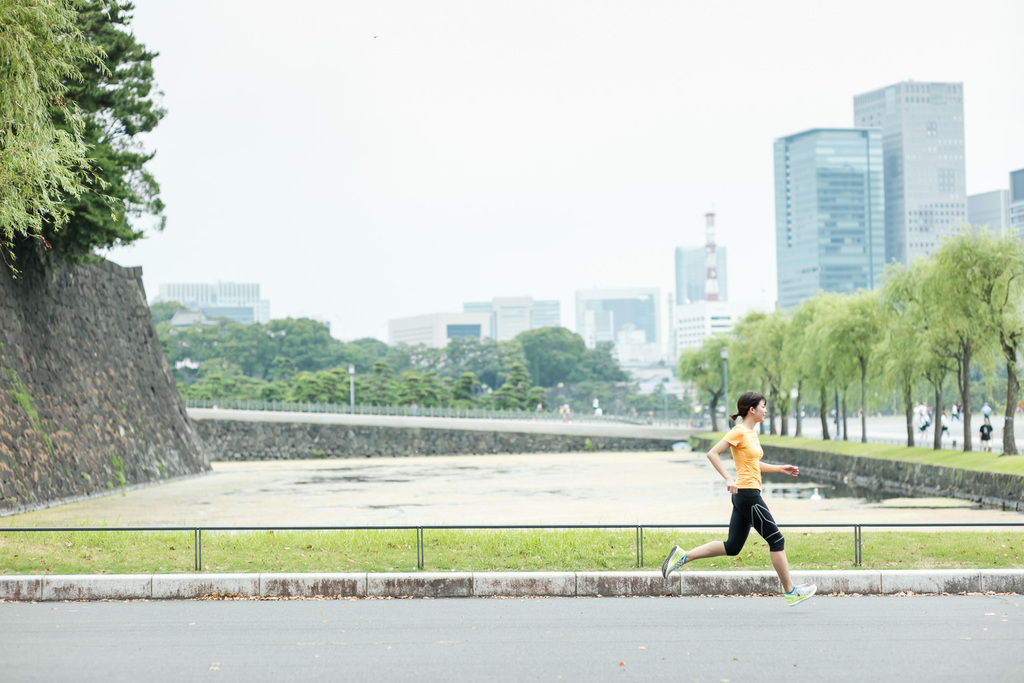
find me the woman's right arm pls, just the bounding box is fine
[706,437,737,494]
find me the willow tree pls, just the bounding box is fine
[934,229,1024,454]
[0,0,102,269]
[731,310,791,435]
[677,334,730,431]
[880,262,929,446]
[929,229,1002,451]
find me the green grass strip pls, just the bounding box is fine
[1,527,1021,574]
[698,432,1024,477]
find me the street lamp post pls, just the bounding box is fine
[348,364,355,408]
[720,346,729,417]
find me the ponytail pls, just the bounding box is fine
[731,391,766,422]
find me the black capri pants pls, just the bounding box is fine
[724,489,785,554]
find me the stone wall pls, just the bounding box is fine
[692,437,1024,511]
[193,418,679,460]
[0,253,209,514]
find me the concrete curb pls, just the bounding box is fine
[2,570,1022,602]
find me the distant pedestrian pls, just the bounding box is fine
[940,409,950,441]
[660,391,816,606]
[980,417,993,453]
[981,401,993,419]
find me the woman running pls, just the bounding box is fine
[661,391,816,606]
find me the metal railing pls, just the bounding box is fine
[4,522,1023,572]
[182,398,689,426]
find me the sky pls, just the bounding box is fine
[105,0,1024,342]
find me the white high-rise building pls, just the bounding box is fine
[388,312,492,348]
[463,296,562,341]
[155,281,270,324]
[675,246,728,304]
[575,287,661,363]
[968,189,1011,233]
[853,81,966,264]
[674,300,775,356]
[1010,169,1024,236]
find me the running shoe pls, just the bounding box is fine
[784,583,817,606]
[661,545,687,579]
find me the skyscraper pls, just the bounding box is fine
[575,287,661,363]
[1010,168,1024,236]
[674,246,728,304]
[968,189,1011,233]
[155,282,271,324]
[853,81,966,264]
[462,296,562,341]
[773,128,885,310]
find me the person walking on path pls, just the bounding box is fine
[980,417,994,453]
[660,391,816,606]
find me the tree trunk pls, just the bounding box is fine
[819,388,830,441]
[841,394,849,441]
[933,386,943,450]
[709,391,720,432]
[1004,353,1019,456]
[903,381,915,447]
[860,359,868,444]
[779,398,789,436]
[795,384,803,438]
[960,341,973,451]
[768,398,776,435]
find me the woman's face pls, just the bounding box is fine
[750,399,767,423]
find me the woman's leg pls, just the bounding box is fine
[770,550,794,593]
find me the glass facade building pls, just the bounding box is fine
[774,128,885,311]
[462,297,561,341]
[1011,168,1024,235]
[674,246,728,304]
[853,81,966,264]
[967,189,1010,233]
[155,282,270,324]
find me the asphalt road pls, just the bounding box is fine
[2,594,1022,682]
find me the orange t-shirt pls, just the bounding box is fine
[724,425,763,490]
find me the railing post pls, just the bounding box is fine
[416,528,424,569]
[637,526,644,567]
[855,525,862,566]
[194,528,202,571]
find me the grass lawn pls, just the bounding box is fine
[1,527,1021,575]
[698,432,1024,477]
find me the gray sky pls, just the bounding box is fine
[106,0,1024,342]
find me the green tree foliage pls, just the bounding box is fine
[928,231,1002,451]
[677,335,729,431]
[571,342,629,383]
[149,300,186,324]
[731,311,791,434]
[880,263,929,446]
[450,372,478,408]
[516,327,585,387]
[43,1,166,261]
[824,290,884,443]
[491,359,533,410]
[0,0,102,267]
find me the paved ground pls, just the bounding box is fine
[7,450,1022,528]
[2,594,1022,682]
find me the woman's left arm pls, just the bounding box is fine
[760,462,799,478]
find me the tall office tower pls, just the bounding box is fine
[575,287,661,363]
[388,312,492,348]
[1011,168,1024,235]
[674,247,728,303]
[774,128,885,311]
[703,212,720,301]
[853,81,966,264]
[968,190,1011,233]
[155,282,270,324]
[462,297,562,341]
